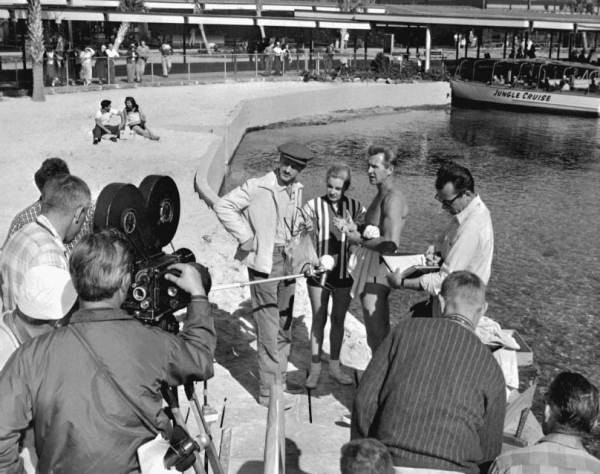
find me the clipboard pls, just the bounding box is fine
[381,254,439,279]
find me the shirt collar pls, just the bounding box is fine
[70,307,136,324]
[36,214,67,252]
[455,194,483,225]
[538,433,586,451]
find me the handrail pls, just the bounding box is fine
[264,383,285,474]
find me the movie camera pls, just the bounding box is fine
[94,175,197,332]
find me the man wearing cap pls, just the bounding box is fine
[0,174,91,312]
[0,266,77,474]
[0,266,77,369]
[214,142,312,407]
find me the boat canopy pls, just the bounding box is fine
[455,58,600,88]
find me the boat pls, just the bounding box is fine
[450,58,600,116]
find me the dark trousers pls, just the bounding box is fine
[92,124,120,141]
[248,247,296,402]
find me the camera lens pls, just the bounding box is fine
[167,286,178,297]
[140,299,151,310]
[132,286,147,301]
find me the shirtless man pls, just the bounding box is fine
[341,145,408,351]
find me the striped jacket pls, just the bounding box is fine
[302,195,364,283]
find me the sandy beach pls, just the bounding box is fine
[0,80,451,473]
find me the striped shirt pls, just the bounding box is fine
[489,433,600,474]
[0,215,68,312]
[303,195,364,282]
[352,318,506,474]
[3,200,95,254]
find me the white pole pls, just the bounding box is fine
[425,26,431,72]
[212,272,307,291]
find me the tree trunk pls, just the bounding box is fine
[28,0,45,101]
[31,61,45,101]
[113,22,130,52]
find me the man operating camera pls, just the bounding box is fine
[0,229,216,474]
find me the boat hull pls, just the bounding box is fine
[450,79,600,117]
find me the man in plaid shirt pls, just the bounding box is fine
[3,158,94,254]
[0,174,91,312]
[489,371,600,474]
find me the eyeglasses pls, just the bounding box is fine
[435,192,462,207]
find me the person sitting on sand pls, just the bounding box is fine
[121,96,160,141]
[93,99,121,145]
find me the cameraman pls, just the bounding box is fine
[0,229,216,474]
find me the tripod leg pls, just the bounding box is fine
[186,386,225,474]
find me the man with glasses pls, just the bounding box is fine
[388,161,493,318]
[0,174,91,312]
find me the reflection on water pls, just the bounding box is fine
[225,107,600,438]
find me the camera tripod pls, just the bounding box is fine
[161,381,225,474]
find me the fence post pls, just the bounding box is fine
[65,59,69,89]
[150,61,154,83]
[15,62,19,89]
[188,59,191,81]
[224,54,227,81]
[255,52,258,78]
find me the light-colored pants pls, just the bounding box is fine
[248,246,296,403]
[136,59,147,80]
[161,56,172,76]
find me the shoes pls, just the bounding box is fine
[92,139,99,145]
[305,362,321,389]
[329,360,354,385]
[110,137,118,142]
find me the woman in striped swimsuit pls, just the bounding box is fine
[303,164,365,388]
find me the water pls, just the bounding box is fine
[224,106,600,445]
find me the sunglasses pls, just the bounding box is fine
[435,192,463,207]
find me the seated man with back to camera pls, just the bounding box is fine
[352,271,505,474]
[0,229,216,474]
[489,371,600,474]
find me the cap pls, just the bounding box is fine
[277,143,313,168]
[17,266,78,320]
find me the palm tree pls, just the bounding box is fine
[113,0,145,52]
[28,0,45,101]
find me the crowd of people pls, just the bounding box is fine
[43,36,173,87]
[0,143,598,473]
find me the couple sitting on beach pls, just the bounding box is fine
[92,97,159,144]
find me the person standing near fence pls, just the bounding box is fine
[79,46,94,86]
[126,43,138,83]
[136,40,150,82]
[97,44,108,85]
[106,43,118,84]
[160,40,172,78]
